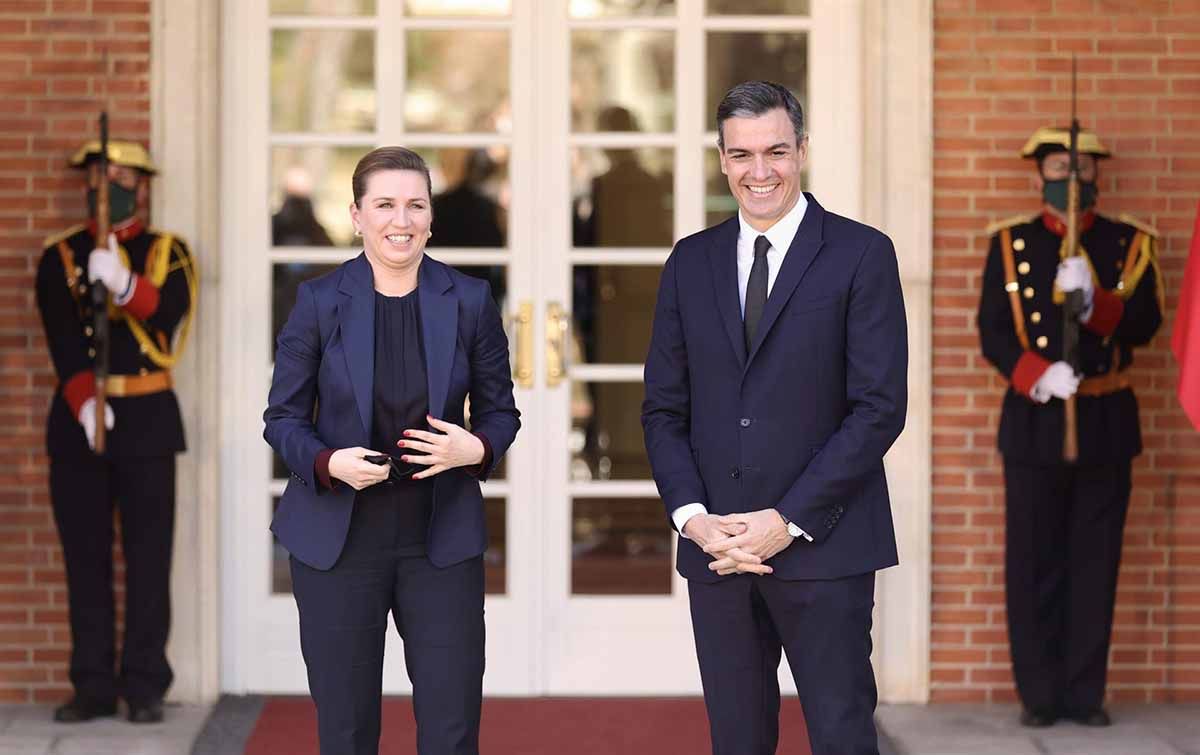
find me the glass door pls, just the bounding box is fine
[221,0,862,696]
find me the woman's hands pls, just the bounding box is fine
[398,415,485,480]
[327,447,391,490]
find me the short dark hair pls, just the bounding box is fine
[716,81,806,151]
[351,146,432,207]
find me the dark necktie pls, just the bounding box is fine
[744,234,770,350]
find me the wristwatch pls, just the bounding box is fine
[778,512,813,542]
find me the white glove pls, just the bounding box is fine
[87,233,133,302]
[1029,361,1080,404]
[77,397,115,451]
[1056,257,1094,320]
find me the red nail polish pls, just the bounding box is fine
[397,441,405,447]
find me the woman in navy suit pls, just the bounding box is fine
[264,146,520,755]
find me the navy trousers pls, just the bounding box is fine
[290,543,485,755]
[1004,461,1131,716]
[49,453,175,706]
[688,572,878,755]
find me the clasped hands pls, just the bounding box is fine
[328,415,484,490]
[684,509,795,576]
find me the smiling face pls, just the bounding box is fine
[349,169,432,274]
[718,107,807,232]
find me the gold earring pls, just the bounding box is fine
[354,228,362,237]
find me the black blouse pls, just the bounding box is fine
[349,289,434,556]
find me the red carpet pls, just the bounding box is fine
[244,696,811,754]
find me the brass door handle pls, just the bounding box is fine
[546,302,569,387]
[512,301,534,389]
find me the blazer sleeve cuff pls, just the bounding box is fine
[120,274,161,321]
[464,432,494,480]
[62,370,96,417]
[314,447,337,490]
[1082,288,1123,337]
[1010,350,1052,398]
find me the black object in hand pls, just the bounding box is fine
[362,453,423,481]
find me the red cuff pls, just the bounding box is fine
[1083,288,1123,337]
[465,432,494,480]
[1010,350,1052,398]
[315,448,337,490]
[62,370,96,416]
[121,274,161,320]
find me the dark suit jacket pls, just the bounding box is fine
[264,253,520,570]
[642,194,907,582]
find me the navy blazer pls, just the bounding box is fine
[264,253,520,571]
[642,194,907,582]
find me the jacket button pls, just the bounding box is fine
[739,418,752,428]
[730,467,740,480]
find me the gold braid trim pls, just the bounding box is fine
[1000,228,1031,350]
[1115,231,1161,312]
[119,234,199,368]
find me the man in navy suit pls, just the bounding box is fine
[642,81,908,755]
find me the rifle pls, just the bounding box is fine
[92,112,111,454]
[1061,57,1083,462]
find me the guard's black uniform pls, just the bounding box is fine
[977,209,1162,717]
[35,219,195,708]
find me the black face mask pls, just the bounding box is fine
[1042,178,1097,212]
[86,181,139,225]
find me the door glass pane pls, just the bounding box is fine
[572,147,673,248]
[571,30,674,133]
[570,381,651,481]
[572,265,658,364]
[485,497,507,594]
[569,0,675,17]
[704,148,739,228]
[271,29,376,133]
[706,32,808,120]
[273,263,341,352]
[572,497,671,594]
[406,30,510,132]
[271,145,372,246]
[414,147,510,248]
[406,0,510,15]
[706,0,809,13]
[271,0,375,14]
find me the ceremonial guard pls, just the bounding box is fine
[35,140,197,723]
[977,126,1163,728]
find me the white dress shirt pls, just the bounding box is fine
[673,193,813,542]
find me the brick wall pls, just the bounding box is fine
[933,0,1200,703]
[0,0,151,704]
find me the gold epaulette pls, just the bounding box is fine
[1117,213,1158,239]
[985,214,1035,236]
[41,224,86,250]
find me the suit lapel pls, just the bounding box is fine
[707,217,747,368]
[746,193,826,366]
[418,256,456,420]
[337,253,375,436]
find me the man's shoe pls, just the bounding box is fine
[53,696,117,723]
[1019,708,1057,727]
[1067,708,1112,727]
[126,699,164,724]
